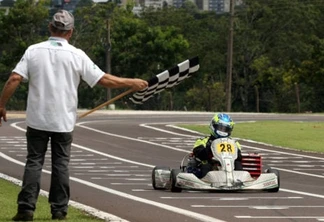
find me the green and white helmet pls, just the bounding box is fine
[209,113,235,138]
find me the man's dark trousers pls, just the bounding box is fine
[17,127,72,215]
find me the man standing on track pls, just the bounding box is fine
[0,9,147,221]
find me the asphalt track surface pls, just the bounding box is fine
[1,111,324,222]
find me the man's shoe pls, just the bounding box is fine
[52,211,66,220]
[12,211,34,221]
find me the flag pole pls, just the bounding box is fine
[78,88,134,119]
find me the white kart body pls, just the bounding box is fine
[175,169,278,191]
[152,138,280,192]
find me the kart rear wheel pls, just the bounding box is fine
[266,168,280,192]
[152,166,170,190]
[170,169,182,193]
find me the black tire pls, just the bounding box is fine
[266,168,280,192]
[152,166,170,190]
[170,169,182,193]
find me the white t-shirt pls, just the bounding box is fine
[13,37,105,132]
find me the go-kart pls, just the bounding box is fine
[152,137,280,192]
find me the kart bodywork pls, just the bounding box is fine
[152,138,280,192]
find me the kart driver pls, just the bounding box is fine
[187,113,243,178]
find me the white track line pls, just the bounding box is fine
[0,152,225,222]
[3,122,225,222]
[4,120,324,222]
[0,170,128,222]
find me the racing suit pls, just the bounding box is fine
[187,135,243,178]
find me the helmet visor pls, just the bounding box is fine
[214,124,232,133]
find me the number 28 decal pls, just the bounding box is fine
[216,143,235,154]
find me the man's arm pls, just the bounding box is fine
[97,73,148,92]
[0,72,23,126]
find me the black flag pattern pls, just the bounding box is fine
[129,57,200,104]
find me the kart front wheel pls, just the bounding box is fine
[170,169,182,193]
[152,166,170,190]
[266,168,280,192]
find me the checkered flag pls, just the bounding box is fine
[129,57,200,104]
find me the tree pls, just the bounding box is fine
[0,0,49,110]
[233,0,322,112]
[74,3,189,109]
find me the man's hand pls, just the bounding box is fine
[131,79,148,92]
[0,107,7,126]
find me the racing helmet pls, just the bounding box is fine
[209,113,234,138]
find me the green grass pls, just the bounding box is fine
[179,121,324,153]
[0,179,104,221]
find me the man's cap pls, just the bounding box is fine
[51,10,74,31]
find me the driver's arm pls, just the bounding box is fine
[193,137,209,160]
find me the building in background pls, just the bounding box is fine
[1,0,243,16]
[132,0,243,13]
[0,0,13,15]
[51,0,79,13]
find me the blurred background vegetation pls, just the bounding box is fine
[1,0,324,113]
